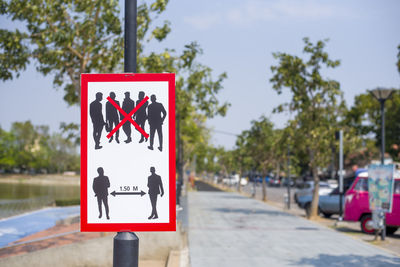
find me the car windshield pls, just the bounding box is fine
[354,178,368,192]
[395,180,400,194]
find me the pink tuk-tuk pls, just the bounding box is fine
[344,171,400,234]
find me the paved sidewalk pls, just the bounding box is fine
[188,191,400,267]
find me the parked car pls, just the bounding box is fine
[222,174,248,186]
[297,187,344,218]
[344,171,400,235]
[268,178,281,187]
[281,178,295,187]
[294,181,335,203]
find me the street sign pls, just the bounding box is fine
[368,164,395,213]
[81,73,176,232]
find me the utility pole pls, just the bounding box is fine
[370,88,394,241]
[338,130,343,221]
[176,113,183,208]
[113,1,139,266]
[286,145,291,209]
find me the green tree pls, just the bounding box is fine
[1,0,125,104]
[397,44,400,74]
[1,1,229,171]
[236,116,276,200]
[270,38,344,219]
[10,121,39,170]
[0,121,79,173]
[0,126,17,170]
[47,133,79,173]
[345,90,400,162]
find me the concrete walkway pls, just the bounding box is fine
[188,191,400,267]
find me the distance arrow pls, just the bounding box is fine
[111,190,146,197]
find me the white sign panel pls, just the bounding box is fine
[81,73,175,232]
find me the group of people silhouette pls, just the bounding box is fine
[92,166,164,220]
[90,91,166,151]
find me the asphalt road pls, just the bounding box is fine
[194,180,223,192]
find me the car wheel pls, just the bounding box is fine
[360,214,374,234]
[322,212,332,218]
[305,203,311,218]
[386,226,398,235]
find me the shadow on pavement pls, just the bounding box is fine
[334,226,361,234]
[211,207,294,217]
[295,227,319,231]
[194,181,222,192]
[220,195,247,200]
[290,254,400,266]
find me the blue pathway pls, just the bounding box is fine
[0,206,80,247]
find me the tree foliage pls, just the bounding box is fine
[0,0,229,170]
[235,116,276,200]
[0,121,79,173]
[345,90,400,161]
[270,38,346,219]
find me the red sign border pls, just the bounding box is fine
[80,73,176,232]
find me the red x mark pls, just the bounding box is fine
[106,96,149,139]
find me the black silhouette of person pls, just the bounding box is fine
[106,92,121,143]
[90,92,106,150]
[147,166,164,219]
[135,91,148,143]
[122,92,135,143]
[147,94,166,151]
[92,167,110,220]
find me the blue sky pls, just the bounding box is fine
[1,0,399,149]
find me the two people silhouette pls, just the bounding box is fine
[89,92,166,151]
[147,166,164,219]
[92,166,164,221]
[92,167,110,220]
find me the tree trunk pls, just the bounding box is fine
[309,151,320,219]
[262,170,267,202]
[237,171,241,193]
[275,163,280,180]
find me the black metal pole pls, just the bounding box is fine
[380,100,385,165]
[339,130,343,220]
[380,99,386,241]
[113,232,139,267]
[176,112,183,206]
[113,1,139,267]
[124,0,137,73]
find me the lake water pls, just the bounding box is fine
[0,183,80,219]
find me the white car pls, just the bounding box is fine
[223,174,248,186]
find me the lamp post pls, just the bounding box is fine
[369,88,394,165]
[286,145,291,209]
[369,87,394,241]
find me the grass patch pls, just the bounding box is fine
[55,199,80,206]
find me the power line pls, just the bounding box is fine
[211,129,239,137]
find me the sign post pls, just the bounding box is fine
[80,73,176,265]
[368,164,395,241]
